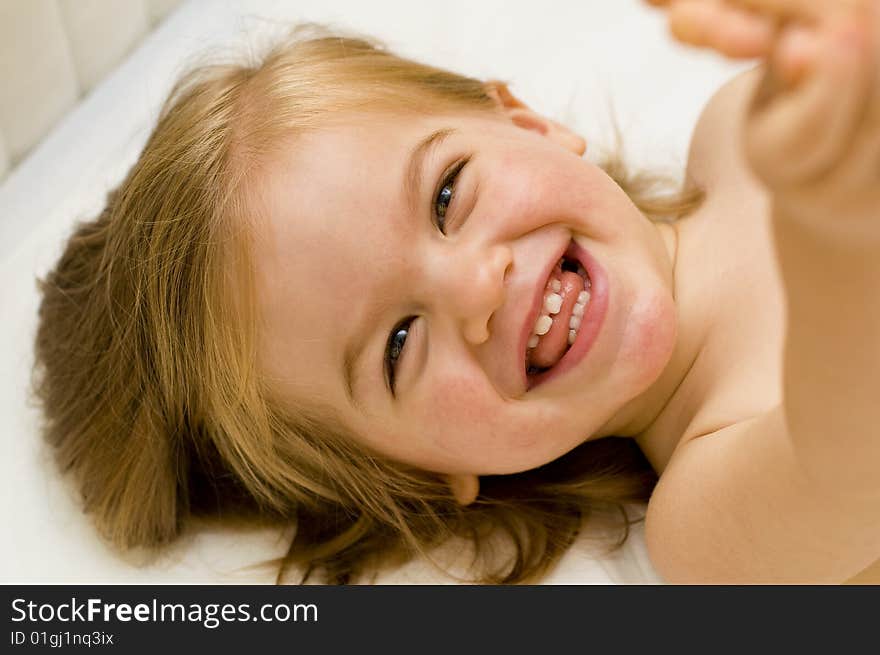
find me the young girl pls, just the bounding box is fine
[32,0,880,584]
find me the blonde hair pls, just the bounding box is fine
[32,25,702,584]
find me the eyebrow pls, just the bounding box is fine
[342,127,456,409]
[405,127,457,215]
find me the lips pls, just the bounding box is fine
[521,239,608,390]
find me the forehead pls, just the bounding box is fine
[252,114,422,287]
[252,108,504,271]
[257,112,434,231]
[248,114,429,395]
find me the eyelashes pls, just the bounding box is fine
[433,158,468,235]
[384,316,415,395]
[384,156,470,395]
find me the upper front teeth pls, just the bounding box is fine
[534,315,553,335]
[544,293,563,315]
[528,289,591,349]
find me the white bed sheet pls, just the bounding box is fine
[0,0,748,584]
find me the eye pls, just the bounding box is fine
[384,316,415,394]
[433,158,468,234]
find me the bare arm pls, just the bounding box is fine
[753,2,880,497]
[774,206,880,499]
[646,408,880,583]
[685,62,880,497]
[644,0,880,582]
[653,0,880,500]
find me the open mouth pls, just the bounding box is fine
[525,250,592,378]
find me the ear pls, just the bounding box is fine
[485,80,587,156]
[443,473,480,506]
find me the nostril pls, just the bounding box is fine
[494,245,514,285]
[503,259,513,285]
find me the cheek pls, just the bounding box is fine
[421,375,492,432]
[418,374,566,471]
[489,148,580,217]
[618,290,678,390]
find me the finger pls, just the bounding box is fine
[669,0,775,57]
[774,23,822,85]
[667,0,723,47]
[746,17,874,187]
[729,0,872,22]
[712,4,777,57]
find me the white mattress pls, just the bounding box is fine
[0,0,747,584]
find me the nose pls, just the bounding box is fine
[433,243,513,345]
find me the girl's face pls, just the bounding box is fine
[252,96,678,482]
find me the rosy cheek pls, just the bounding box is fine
[617,292,678,390]
[422,376,488,427]
[422,378,548,462]
[491,148,549,202]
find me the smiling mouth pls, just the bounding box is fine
[525,254,592,378]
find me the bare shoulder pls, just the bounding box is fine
[644,406,880,583]
[685,66,764,193]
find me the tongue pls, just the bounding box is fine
[528,270,585,370]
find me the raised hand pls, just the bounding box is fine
[648,0,880,228]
